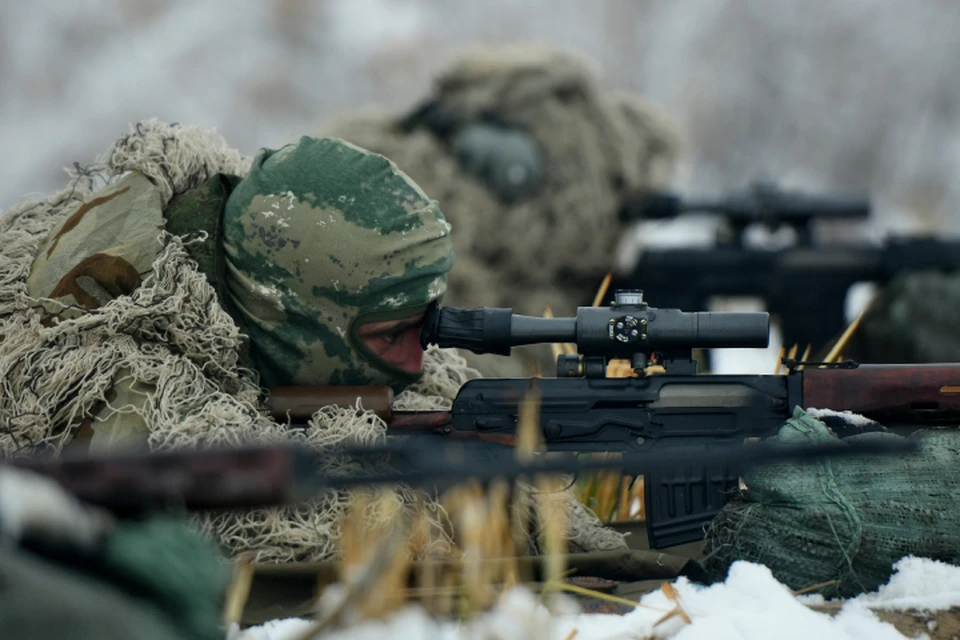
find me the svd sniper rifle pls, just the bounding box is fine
[615,182,960,354]
[268,290,960,549]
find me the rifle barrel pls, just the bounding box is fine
[4,436,918,514]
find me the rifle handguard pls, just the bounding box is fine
[266,386,395,423]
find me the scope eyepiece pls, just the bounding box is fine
[420,303,515,355]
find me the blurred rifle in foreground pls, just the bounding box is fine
[615,182,960,353]
[8,435,914,517]
[265,291,958,548]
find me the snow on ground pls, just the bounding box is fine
[851,557,960,613]
[237,557,960,640]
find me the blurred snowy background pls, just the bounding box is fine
[5,0,960,228]
[4,0,959,370]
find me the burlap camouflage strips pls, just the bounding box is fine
[1,120,626,562]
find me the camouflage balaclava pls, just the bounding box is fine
[222,137,455,390]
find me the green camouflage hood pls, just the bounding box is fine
[222,136,455,390]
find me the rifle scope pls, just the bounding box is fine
[620,184,870,227]
[421,290,769,358]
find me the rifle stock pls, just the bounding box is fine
[802,363,960,426]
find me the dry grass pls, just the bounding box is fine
[223,553,255,628]
[278,380,635,630]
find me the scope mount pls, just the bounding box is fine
[555,289,695,378]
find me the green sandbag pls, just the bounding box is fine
[703,407,960,597]
[3,516,230,640]
[0,546,184,640]
[98,517,231,640]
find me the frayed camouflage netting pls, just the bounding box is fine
[0,119,626,562]
[704,407,960,597]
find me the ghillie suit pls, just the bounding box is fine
[317,44,681,377]
[0,120,626,563]
[703,407,960,597]
[843,270,960,363]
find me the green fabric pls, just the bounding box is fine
[164,174,242,296]
[98,518,231,640]
[0,546,185,640]
[703,407,960,597]
[222,136,455,390]
[6,517,229,640]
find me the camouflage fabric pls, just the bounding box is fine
[26,172,168,451]
[27,171,165,313]
[222,136,455,390]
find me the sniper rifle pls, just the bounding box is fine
[267,290,960,548]
[615,182,960,354]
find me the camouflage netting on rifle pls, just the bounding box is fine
[844,270,960,363]
[703,407,960,597]
[0,120,625,563]
[317,44,681,320]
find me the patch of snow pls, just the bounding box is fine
[850,556,960,612]
[239,558,960,639]
[806,408,879,429]
[229,618,316,640]
[0,467,113,551]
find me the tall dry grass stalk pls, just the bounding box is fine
[570,274,650,522]
[295,380,619,626]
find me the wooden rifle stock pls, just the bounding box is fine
[265,386,516,446]
[802,363,960,425]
